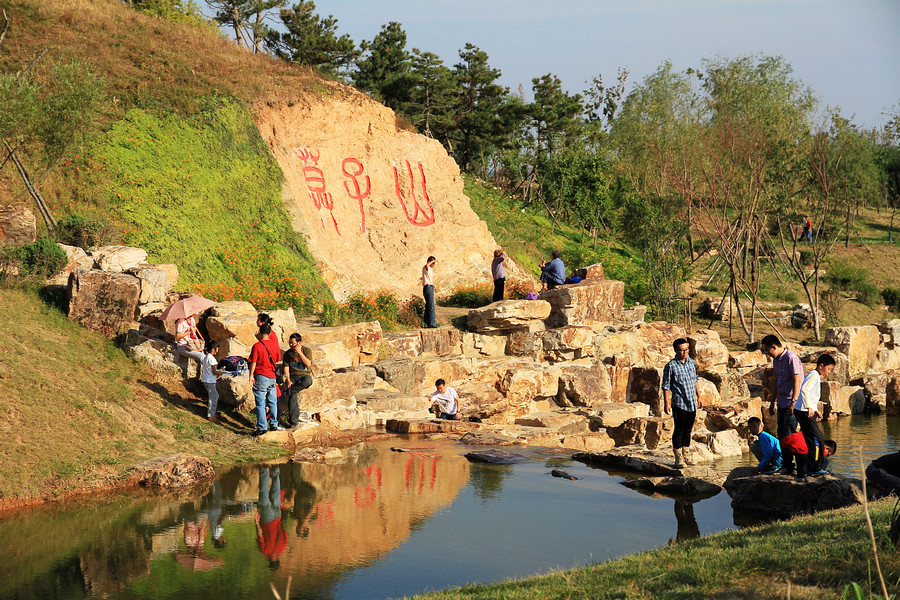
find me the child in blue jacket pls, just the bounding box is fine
[749,416,782,474]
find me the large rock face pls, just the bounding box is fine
[826,325,880,378]
[67,268,141,335]
[540,278,625,328]
[255,97,529,300]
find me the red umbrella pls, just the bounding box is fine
[161,295,217,321]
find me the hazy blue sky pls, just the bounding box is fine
[234,0,900,128]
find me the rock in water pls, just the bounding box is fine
[724,466,863,516]
[550,469,578,481]
[130,454,214,487]
[464,450,527,464]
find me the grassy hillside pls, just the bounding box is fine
[464,177,650,306]
[1,0,338,309]
[0,287,286,505]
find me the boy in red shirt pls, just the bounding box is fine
[781,431,837,478]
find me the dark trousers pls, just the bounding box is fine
[672,406,696,450]
[776,406,797,440]
[285,375,313,427]
[423,284,436,328]
[794,409,824,473]
[493,277,505,303]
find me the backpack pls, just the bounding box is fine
[219,355,249,374]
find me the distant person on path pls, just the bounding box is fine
[761,334,803,440]
[539,250,566,291]
[430,378,460,420]
[662,337,701,469]
[802,217,813,242]
[422,256,437,328]
[794,354,835,474]
[201,340,223,423]
[866,452,900,498]
[282,333,313,428]
[175,312,205,372]
[491,248,507,303]
[249,323,283,436]
[748,416,782,474]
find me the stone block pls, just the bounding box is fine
[628,366,663,414]
[825,325,880,378]
[374,355,475,396]
[91,245,148,273]
[560,432,616,453]
[697,377,722,407]
[541,278,625,329]
[728,349,767,370]
[699,429,744,458]
[0,205,36,246]
[608,416,672,449]
[798,348,851,386]
[608,354,631,403]
[420,326,462,355]
[688,329,729,373]
[455,381,509,423]
[556,362,613,407]
[873,348,900,373]
[67,268,140,336]
[828,385,862,415]
[296,321,383,365]
[216,374,254,411]
[702,371,750,402]
[540,326,595,362]
[461,332,508,358]
[206,310,259,348]
[295,370,366,413]
[382,333,422,358]
[268,308,298,346]
[498,365,562,404]
[620,304,648,324]
[125,265,172,304]
[316,405,364,429]
[877,320,900,346]
[467,299,552,332]
[47,243,95,286]
[587,402,651,428]
[303,341,352,370]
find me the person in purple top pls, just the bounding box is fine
[491,248,507,303]
[761,334,803,439]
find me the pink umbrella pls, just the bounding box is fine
[161,295,217,321]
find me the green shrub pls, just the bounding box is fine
[883,287,900,311]
[442,283,493,308]
[55,212,117,249]
[398,296,425,327]
[825,261,880,307]
[16,238,68,277]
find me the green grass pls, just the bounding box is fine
[464,177,650,306]
[405,497,900,599]
[0,286,287,501]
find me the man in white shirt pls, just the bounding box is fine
[430,378,460,420]
[792,354,836,475]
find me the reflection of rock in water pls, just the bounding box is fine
[226,442,471,588]
[80,514,153,596]
[468,463,513,502]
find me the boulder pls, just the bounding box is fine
[420,326,462,355]
[467,300,552,332]
[873,348,900,373]
[541,278,625,328]
[681,443,716,465]
[303,341,353,370]
[628,366,663,414]
[877,320,900,347]
[695,429,744,458]
[595,322,687,369]
[621,476,721,498]
[295,370,366,413]
[828,385,863,416]
[67,268,141,335]
[688,330,729,373]
[540,326,596,362]
[556,362,613,408]
[207,301,259,347]
[460,331,509,358]
[296,321,383,365]
[608,416,673,449]
[886,378,900,416]
[704,401,757,432]
[122,331,183,375]
[581,263,605,280]
[130,454,215,487]
[91,245,148,273]
[724,467,863,516]
[620,304,648,325]
[792,304,824,329]
[514,411,585,430]
[317,405,365,429]
[382,332,423,358]
[464,450,528,464]
[573,447,726,483]
[374,355,475,395]
[696,377,722,407]
[455,381,510,423]
[728,349,767,370]
[47,243,95,286]
[0,205,37,246]
[125,265,173,304]
[216,374,254,411]
[702,371,750,402]
[586,402,651,428]
[497,365,561,404]
[560,432,616,453]
[825,325,880,378]
[799,347,851,386]
[505,328,543,360]
[267,308,298,345]
[219,337,252,360]
[608,354,631,402]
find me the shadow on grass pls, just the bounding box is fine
[137,379,256,433]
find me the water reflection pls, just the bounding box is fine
[673,500,700,543]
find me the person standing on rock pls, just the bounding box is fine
[539,250,566,291]
[249,323,283,436]
[793,354,835,475]
[422,256,437,328]
[761,334,803,440]
[662,338,701,469]
[491,248,507,303]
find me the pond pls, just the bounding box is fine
[2,414,900,600]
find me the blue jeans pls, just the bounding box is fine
[253,375,277,432]
[423,284,436,328]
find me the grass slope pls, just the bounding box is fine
[0,287,287,504]
[407,497,900,600]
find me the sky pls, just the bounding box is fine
[225,0,900,129]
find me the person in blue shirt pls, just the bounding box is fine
[748,416,782,474]
[539,250,566,290]
[662,338,701,469]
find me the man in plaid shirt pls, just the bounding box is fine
[662,338,702,468]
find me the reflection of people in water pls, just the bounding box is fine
[205,479,227,548]
[672,501,700,543]
[255,466,287,568]
[177,517,223,571]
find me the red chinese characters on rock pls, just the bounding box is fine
[341,158,371,234]
[393,160,436,227]
[294,147,340,235]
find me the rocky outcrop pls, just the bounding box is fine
[621,476,722,498]
[556,362,614,407]
[91,246,148,273]
[467,300,551,332]
[826,325,880,378]
[67,268,141,335]
[724,466,863,516]
[297,321,383,365]
[129,454,215,487]
[0,205,37,246]
[541,278,625,328]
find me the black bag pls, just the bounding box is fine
[262,343,285,385]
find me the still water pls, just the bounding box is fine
[3,415,900,600]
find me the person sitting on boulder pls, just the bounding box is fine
[430,379,460,420]
[781,431,836,478]
[866,452,900,499]
[662,338,701,469]
[282,333,313,428]
[539,250,566,291]
[748,417,781,474]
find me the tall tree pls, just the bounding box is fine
[396,49,459,141]
[266,2,359,75]
[352,22,411,109]
[207,0,284,52]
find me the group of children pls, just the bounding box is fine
[749,354,838,478]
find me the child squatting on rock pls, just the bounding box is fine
[748,416,782,474]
